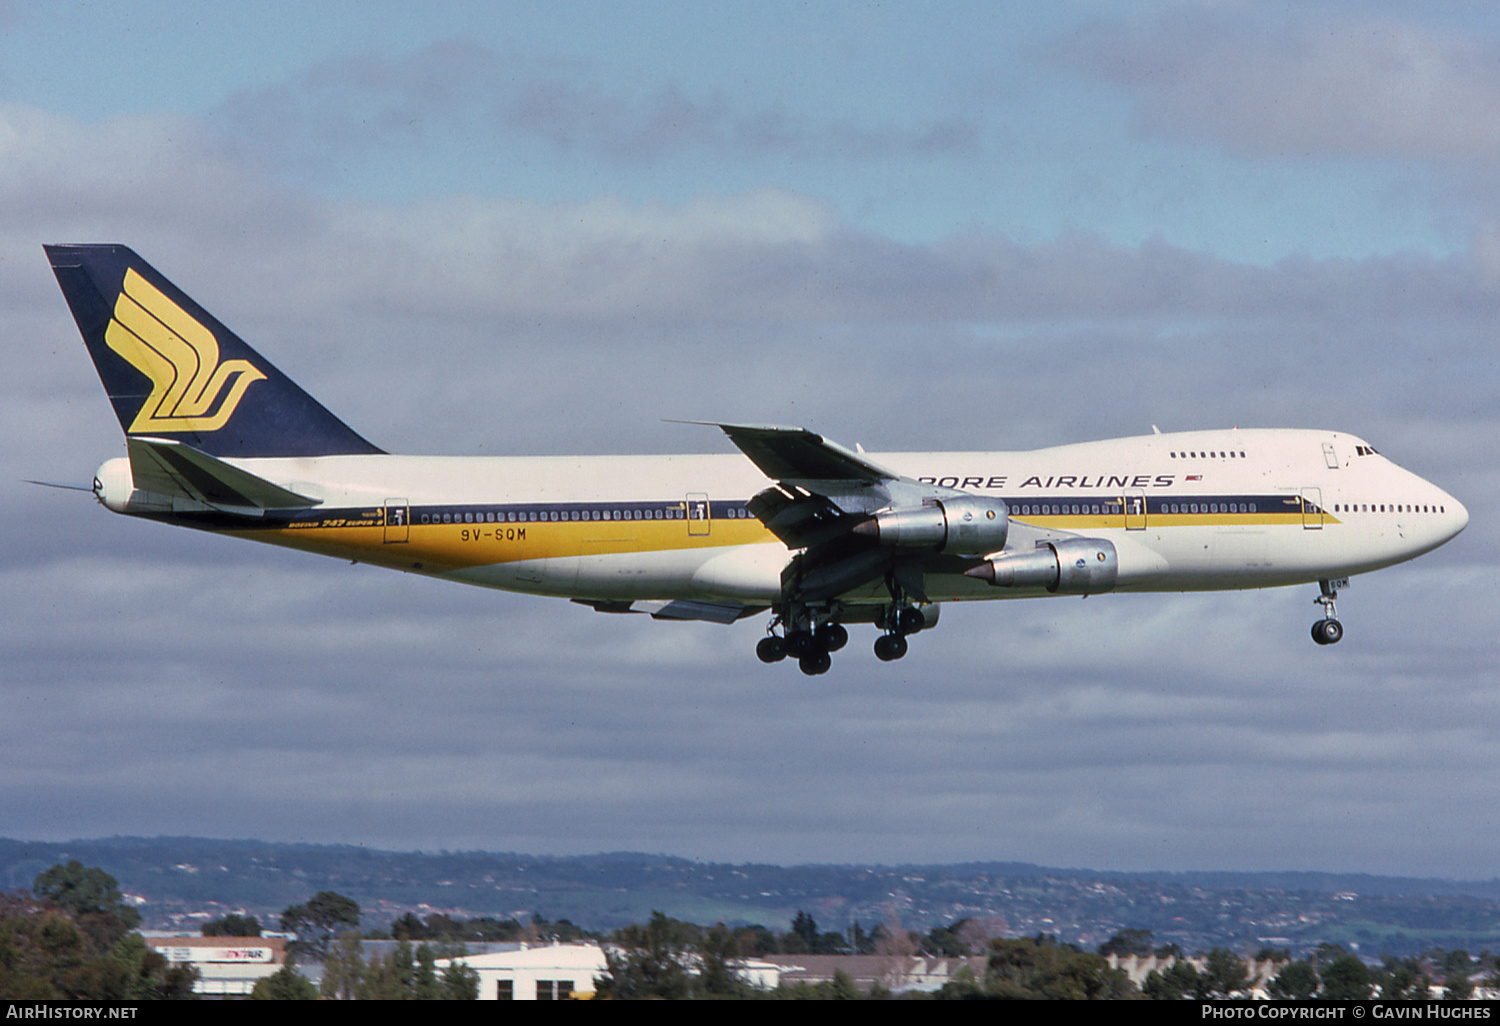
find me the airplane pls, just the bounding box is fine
[46,244,1469,675]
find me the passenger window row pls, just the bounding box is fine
[1332,503,1445,514]
[1161,502,1257,514]
[415,505,756,526]
[419,507,684,525]
[1012,503,1120,516]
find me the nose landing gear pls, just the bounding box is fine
[1311,578,1345,645]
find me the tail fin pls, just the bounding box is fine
[45,244,383,458]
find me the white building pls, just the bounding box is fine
[438,942,609,1000]
[145,935,287,997]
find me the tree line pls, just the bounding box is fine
[592,914,1500,999]
[0,860,198,999]
[1110,929,1496,1000]
[9,865,1495,1000]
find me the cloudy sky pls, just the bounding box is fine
[2,1,1497,883]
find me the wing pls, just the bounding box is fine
[715,423,898,484]
[714,424,902,550]
[711,423,998,604]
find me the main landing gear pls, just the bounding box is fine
[757,616,848,675]
[1311,579,1345,646]
[756,602,926,674]
[874,604,925,662]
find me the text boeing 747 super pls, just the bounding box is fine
[47,245,1468,674]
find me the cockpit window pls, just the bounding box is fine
[1355,445,1380,456]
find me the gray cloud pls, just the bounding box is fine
[216,40,980,169]
[1061,11,1500,162]
[503,78,978,161]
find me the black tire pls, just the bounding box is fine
[1312,619,1344,646]
[799,651,832,675]
[895,607,926,635]
[817,623,849,653]
[787,630,818,657]
[874,633,909,662]
[756,636,787,663]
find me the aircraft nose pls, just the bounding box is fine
[1447,494,1470,538]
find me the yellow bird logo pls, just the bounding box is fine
[105,268,265,433]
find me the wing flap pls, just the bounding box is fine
[572,598,765,624]
[639,599,764,624]
[747,484,866,550]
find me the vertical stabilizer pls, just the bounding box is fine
[46,244,383,458]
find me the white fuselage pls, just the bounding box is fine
[172,428,1465,610]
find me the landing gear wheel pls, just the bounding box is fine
[786,630,818,658]
[894,606,926,635]
[816,623,849,653]
[756,636,787,663]
[1311,619,1344,646]
[799,650,832,675]
[874,633,909,662]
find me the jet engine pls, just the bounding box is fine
[852,496,1009,555]
[965,538,1118,595]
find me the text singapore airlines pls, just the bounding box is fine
[47,245,1468,675]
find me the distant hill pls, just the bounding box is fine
[4,836,1499,957]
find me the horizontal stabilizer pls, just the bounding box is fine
[128,437,320,513]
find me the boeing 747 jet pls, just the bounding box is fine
[47,245,1469,673]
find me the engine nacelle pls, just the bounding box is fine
[965,538,1118,595]
[854,496,1009,555]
